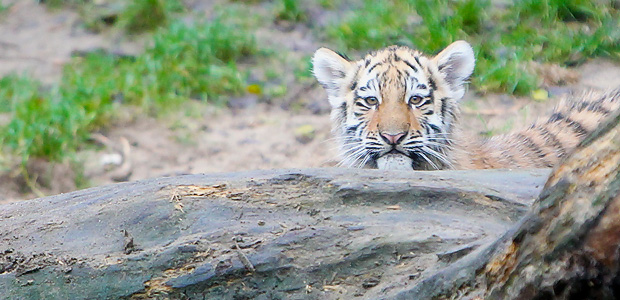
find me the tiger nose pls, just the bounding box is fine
[380,132,407,145]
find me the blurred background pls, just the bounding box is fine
[0,0,619,203]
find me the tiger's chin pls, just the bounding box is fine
[375,153,414,170]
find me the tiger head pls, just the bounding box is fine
[313,41,475,170]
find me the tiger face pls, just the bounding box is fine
[313,41,475,170]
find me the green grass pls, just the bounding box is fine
[120,0,184,33]
[0,75,90,164]
[0,2,9,14]
[326,0,620,95]
[275,0,307,22]
[327,0,411,50]
[41,0,184,33]
[38,0,87,8]
[0,17,257,168]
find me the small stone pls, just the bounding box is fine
[362,277,380,288]
[346,225,365,231]
[258,220,265,226]
[228,94,258,110]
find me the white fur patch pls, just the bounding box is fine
[376,154,413,170]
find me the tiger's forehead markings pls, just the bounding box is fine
[367,62,382,73]
[382,67,407,89]
[357,48,430,97]
[403,59,418,73]
[358,78,379,93]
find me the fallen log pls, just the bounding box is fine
[401,110,620,299]
[0,168,548,299]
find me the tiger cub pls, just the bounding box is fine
[313,41,620,170]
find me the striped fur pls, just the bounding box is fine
[313,41,620,170]
[460,89,620,169]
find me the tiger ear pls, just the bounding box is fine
[313,48,354,97]
[432,40,475,99]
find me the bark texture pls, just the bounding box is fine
[481,110,620,300]
[0,168,547,300]
[403,111,620,300]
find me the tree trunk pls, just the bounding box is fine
[399,111,620,299]
[0,168,547,299]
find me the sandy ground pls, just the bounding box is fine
[1,1,620,203]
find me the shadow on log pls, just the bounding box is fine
[0,167,549,299]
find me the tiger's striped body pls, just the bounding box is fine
[313,41,620,170]
[460,90,620,169]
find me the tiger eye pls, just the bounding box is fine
[409,95,423,106]
[365,97,379,106]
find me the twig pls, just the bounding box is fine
[233,237,255,273]
[20,164,44,198]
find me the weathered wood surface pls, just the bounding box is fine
[407,111,620,300]
[0,168,549,299]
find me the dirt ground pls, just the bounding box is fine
[1,1,620,204]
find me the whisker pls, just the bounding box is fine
[339,145,369,168]
[357,153,372,168]
[423,146,454,169]
[425,141,454,151]
[417,151,439,170]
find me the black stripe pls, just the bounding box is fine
[549,113,589,136]
[586,101,612,115]
[414,56,421,66]
[428,77,437,90]
[353,112,364,117]
[355,101,370,109]
[367,62,381,73]
[548,112,564,122]
[418,99,432,107]
[393,54,401,61]
[500,148,516,164]
[365,59,370,67]
[346,124,359,135]
[395,68,404,80]
[429,124,441,133]
[440,97,449,121]
[403,60,418,73]
[424,110,434,115]
[565,117,589,136]
[516,133,547,160]
[536,126,566,157]
[348,66,361,91]
[339,102,347,122]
